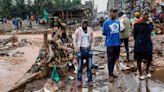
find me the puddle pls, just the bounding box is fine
[76,87,101,92]
[151,69,164,83]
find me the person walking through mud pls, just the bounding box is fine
[133,11,153,80]
[103,8,121,82]
[73,19,94,87]
[119,11,132,62]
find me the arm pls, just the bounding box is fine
[90,29,94,50]
[133,24,138,40]
[120,19,125,32]
[73,29,79,52]
[103,21,108,36]
[129,19,132,32]
[149,23,154,31]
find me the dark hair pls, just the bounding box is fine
[81,19,88,25]
[118,12,125,17]
[110,8,118,13]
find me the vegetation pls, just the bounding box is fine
[0,0,81,19]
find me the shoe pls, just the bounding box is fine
[77,81,82,87]
[146,73,151,78]
[88,81,93,86]
[109,76,114,82]
[139,75,146,80]
[112,74,118,78]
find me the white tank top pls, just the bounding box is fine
[81,30,90,47]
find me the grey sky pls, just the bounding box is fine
[81,0,108,12]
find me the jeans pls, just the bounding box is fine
[107,46,120,76]
[77,47,93,82]
[121,38,129,60]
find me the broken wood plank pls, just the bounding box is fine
[8,71,47,92]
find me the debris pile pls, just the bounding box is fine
[0,35,31,57]
[153,23,164,34]
[8,29,76,92]
[153,35,164,67]
[7,27,164,92]
[94,36,104,46]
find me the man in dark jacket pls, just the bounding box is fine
[133,11,153,80]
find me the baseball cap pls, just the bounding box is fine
[81,19,88,25]
[110,8,118,13]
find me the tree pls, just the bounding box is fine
[0,0,82,19]
[72,0,81,5]
[65,0,72,9]
[70,0,81,9]
[0,0,13,18]
[14,0,26,18]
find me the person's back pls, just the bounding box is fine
[134,20,153,52]
[131,12,141,25]
[133,11,154,80]
[120,14,131,39]
[119,12,132,61]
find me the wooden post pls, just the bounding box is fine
[43,31,48,48]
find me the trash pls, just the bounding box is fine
[7,50,24,57]
[71,86,75,92]
[98,65,105,69]
[149,66,156,72]
[74,66,78,74]
[51,65,60,82]
[68,76,75,80]
[92,63,98,69]
[73,57,78,65]
[119,62,130,71]
[120,53,126,57]
[68,61,75,71]
[33,88,44,92]
[43,79,59,92]
[151,32,156,36]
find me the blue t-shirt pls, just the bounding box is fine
[103,19,121,47]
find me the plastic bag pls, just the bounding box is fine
[51,65,60,82]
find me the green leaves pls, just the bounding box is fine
[0,0,81,19]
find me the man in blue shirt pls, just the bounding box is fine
[103,8,121,82]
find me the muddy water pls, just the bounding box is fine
[0,34,49,92]
[54,67,164,92]
[151,69,164,83]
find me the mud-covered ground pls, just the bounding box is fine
[0,30,164,92]
[57,33,164,92]
[0,34,45,92]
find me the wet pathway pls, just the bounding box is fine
[55,47,164,92]
[54,31,164,92]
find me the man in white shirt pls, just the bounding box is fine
[73,19,94,87]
